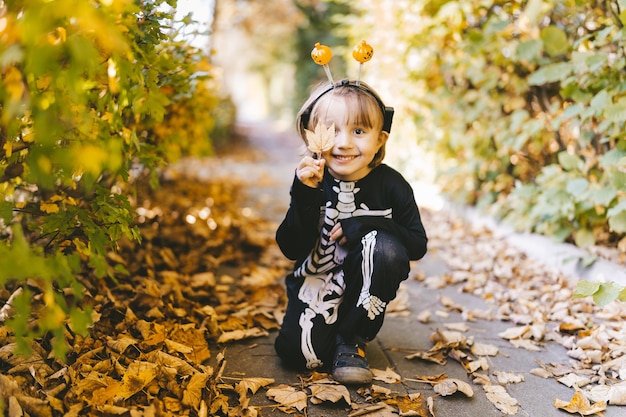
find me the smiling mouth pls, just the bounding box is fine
[333,155,357,161]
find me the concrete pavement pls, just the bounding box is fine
[221,257,623,417]
[212,121,624,417]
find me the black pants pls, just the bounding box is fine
[274,230,410,370]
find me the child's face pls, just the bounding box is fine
[317,95,387,182]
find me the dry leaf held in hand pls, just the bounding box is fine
[306,121,335,158]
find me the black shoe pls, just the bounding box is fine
[332,337,373,384]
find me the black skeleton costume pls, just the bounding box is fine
[274,164,427,370]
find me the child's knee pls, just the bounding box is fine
[374,231,409,266]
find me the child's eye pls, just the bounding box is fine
[354,128,364,135]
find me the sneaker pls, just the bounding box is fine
[332,337,373,384]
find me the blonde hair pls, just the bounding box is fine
[296,80,390,168]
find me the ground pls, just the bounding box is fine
[1,121,625,417]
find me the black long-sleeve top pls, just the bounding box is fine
[276,164,428,277]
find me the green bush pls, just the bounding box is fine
[0,0,232,357]
[392,0,625,249]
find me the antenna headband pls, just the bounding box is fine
[300,79,394,134]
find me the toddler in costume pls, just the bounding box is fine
[274,45,428,385]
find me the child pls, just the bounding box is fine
[274,79,428,384]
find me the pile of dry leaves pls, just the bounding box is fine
[0,176,291,416]
[406,208,626,416]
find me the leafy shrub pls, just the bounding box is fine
[393,0,625,250]
[0,0,232,357]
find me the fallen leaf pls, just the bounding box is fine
[554,391,607,415]
[217,328,269,343]
[229,396,259,417]
[587,381,626,405]
[182,372,210,409]
[348,402,397,416]
[235,377,274,401]
[530,367,553,378]
[427,395,435,416]
[558,373,590,388]
[309,382,351,405]
[266,384,308,412]
[302,371,335,383]
[493,371,524,385]
[559,322,586,334]
[372,367,402,384]
[116,361,158,400]
[106,335,139,354]
[416,309,431,323]
[468,357,489,372]
[470,342,499,356]
[430,329,466,344]
[433,378,474,397]
[89,380,122,406]
[483,384,519,415]
[498,325,529,340]
[165,338,193,354]
[209,394,230,416]
[472,373,491,385]
[371,384,392,395]
[508,338,541,351]
[146,350,197,376]
[444,322,469,332]
[96,404,128,415]
[14,394,54,417]
[170,325,212,363]
[385,393,429,416]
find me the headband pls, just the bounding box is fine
[300,79,394,133]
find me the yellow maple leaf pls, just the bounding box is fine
[305,121,335,156]
[554,391,607,416]
[182,372,210,408]
[235,377,275,402]
[116,361,158,400]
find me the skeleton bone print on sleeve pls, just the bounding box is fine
[294,180,392,368]
[357,231,386,319]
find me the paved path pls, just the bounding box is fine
[209,121,624,417]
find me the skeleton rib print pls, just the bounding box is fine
[294,180,391,279]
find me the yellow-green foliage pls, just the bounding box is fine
[0,0,233,357]
[345,0,625,250]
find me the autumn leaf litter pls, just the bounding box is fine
[410,208,626,416]
[1,159,625,416]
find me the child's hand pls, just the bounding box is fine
[297,156,325,188]
[329,222,347,245]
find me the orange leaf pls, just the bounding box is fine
[554,391,607,416]
[116,361,158,400]
[182,372,210,409]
